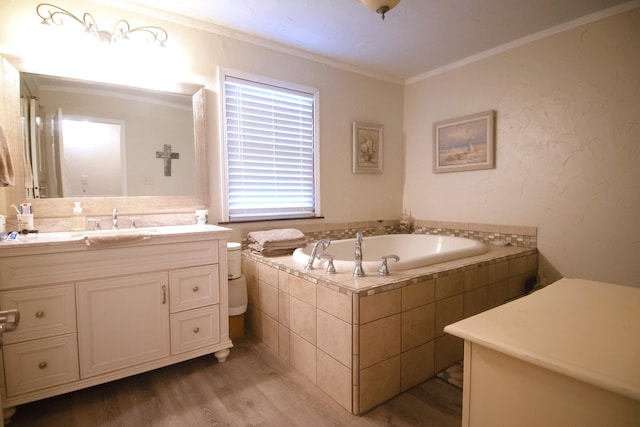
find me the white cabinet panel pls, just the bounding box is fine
[170,305,220,355]
[169,265,219,313]
[77,272,170,378]
[3,334,79,396]
[0,285,76,344]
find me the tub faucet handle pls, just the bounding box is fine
[379,255,400,276]
[317,253,336,274]
[87,218,101,231]
[129,217,142,229]
[112,208,118,231]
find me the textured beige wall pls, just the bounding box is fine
[404,8,640,286]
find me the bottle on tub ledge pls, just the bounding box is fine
[71,201,86,231]
[400,209,414,233]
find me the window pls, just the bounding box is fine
[222,73,319,222]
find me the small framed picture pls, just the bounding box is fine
[433,110,495,173]
[353,121,383,174]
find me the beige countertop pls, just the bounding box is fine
[445,278,640,401]
[0,224,231,249]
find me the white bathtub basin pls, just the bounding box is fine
[293,234,487,273]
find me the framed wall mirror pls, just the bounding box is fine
[0,54,208,219]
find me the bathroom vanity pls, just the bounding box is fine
[0,225,232,422]
[445,278,640,427]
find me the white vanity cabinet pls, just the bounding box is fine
[0,225,232,421]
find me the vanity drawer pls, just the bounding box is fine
[169,265,219,313]
[3,334,80,397]
[0,284,76,344]
[170,305,220,355]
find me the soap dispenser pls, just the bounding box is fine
[71,202,86,231]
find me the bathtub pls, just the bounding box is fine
[293,234,488,274]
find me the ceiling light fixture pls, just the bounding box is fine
[36,3,168,46]
[359,0,400,20]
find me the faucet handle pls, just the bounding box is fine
[87,218,101,231]
[379,255,400,276]
[317,254,336,274]
[129,217,142,229]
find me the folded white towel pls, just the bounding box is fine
[248,243,298,257]
[247,228,306,249]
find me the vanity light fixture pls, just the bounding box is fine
[359,0,400,20]
[36,3,168,46]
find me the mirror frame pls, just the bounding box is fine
[1,54,208,219]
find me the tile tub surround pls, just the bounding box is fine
[242,242,538,414]
[240,219,537,250]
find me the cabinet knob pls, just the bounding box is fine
[193,327,200,334]
[192,286,199,292]
[38,362,47,370]
[35,310,45,319]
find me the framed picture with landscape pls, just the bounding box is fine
[433,110,495,173]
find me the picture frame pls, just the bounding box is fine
[433,110,495,173]
[353,121,383,174]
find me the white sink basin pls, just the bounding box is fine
[77,227,159,237]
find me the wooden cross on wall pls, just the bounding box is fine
[155,144,180,176]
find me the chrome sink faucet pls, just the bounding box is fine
[304,238,331,271]
[353,231,365,277]
[112,208,118,231]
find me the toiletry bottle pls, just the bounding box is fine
[401,209,409,227]
[71,202,85,231]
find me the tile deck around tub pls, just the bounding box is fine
[248,243,535,295]
[242,243,538,414]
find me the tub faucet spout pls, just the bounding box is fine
[304,238,331,271]
[353,232,365,277]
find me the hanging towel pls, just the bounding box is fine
[84,232,152,247]
[0,124,15,187]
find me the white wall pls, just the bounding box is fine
[0,0,405,226]
[404,8,640,287]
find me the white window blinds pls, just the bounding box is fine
[224,75,317,222]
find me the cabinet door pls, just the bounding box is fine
[77,272,170,378]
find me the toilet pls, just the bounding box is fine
[227,242,247,339]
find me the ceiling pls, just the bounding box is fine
[114,0,636,82]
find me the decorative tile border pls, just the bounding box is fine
[248,219,537,249]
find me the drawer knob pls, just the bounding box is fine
[192,286,199,292]
[193,327,200,334]
[35,310,45,319]
[38,362,47,370]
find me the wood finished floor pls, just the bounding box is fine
[7,333,462,427]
